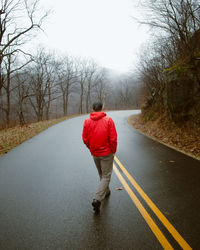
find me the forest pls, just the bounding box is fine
[0,0,200,132]
[0,0,141,129]
[137,0,200,126]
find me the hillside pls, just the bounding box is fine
[129,113,200,161]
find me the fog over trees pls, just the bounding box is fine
[0,49,141,128]
[0,0,141,128]
[2,0,198,129]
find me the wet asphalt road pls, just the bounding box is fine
[0,110,200,250]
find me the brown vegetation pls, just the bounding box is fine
[0,115,78,157]
[129,114,200,161]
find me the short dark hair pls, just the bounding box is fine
[92,102,103,111]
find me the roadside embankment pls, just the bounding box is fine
[0,115,79,157]
[128,114,200,161]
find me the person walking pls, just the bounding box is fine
[82,102,117,213]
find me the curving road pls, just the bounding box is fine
[0,110,200,249]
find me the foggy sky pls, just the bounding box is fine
[29,0,149,73]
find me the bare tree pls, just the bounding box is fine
[0,0,48,91]
[85,60,98,113]
[56,56,78,116]
[28,49,56,121]
[93,68,108,105]
[14,71,32,125]
[43,57,58,120]
[0,47,32,126]
[118,80,134,108]
[77,59,89,114]
[138,0,200,59]
[135,0,200,121]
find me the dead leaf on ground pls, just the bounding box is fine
[115,187,123,190]
[129,114,200,160]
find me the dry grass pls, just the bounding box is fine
[129,114,200,161]
[0,115,78,157]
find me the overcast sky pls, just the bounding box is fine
[32,0,149,73]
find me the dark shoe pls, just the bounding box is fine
[92,199,101,212]
[105,190,111,197]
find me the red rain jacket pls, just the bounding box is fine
[82,111,117,156]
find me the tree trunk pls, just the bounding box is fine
[79,83,84,114]
[86,81,91,113]
[65,83,69,116]
[62,92,66,116]
[19,106,25,125]
[5,56,11,127]
[0,55,3,91]
[6,85,10,126]
[45,83,51,120]
[65,93,68,116]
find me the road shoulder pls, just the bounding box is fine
[128,114,200,161]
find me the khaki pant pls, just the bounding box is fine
[93,153,114,202]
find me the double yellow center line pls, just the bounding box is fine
[113,156,192,250]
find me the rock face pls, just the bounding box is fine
[162,30,200,124]
[163,65,200,123]
[142,30,200,125]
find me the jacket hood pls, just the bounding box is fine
[90,111,106,121]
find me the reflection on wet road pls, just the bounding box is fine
[113,157,192,249]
